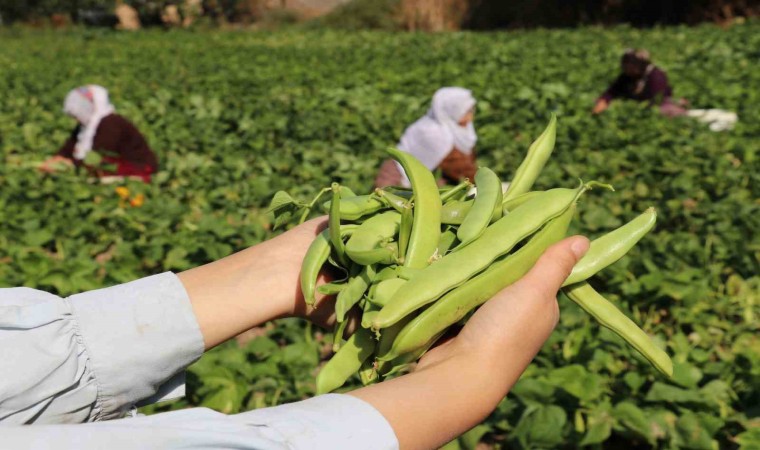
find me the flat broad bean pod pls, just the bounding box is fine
[503,113,557,202]
[316,327,376,395]
[300,224,357,306]
[563,281,673,377]
[456,167,503,247]
[563,207,656,286]
[379,204,576,361]
[322,194,386,220]
[440,200,472,225]
[372,184,588,329]
[502,190,542,213]
[345,211,401,265]
[336,264,377,322]
[329,183,349,267]
[387,148,441,269]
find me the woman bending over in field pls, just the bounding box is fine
[375,87,478,188]
[592,49,738,131]
[592,48,689,117]
[39,85,159,182]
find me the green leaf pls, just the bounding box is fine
[546,365,606,402]
[579,409,612,446]
[511,378,556,406]
[267,191,297,214]
[671,362,703,389]
[612,402,656,444]
[511,404,567,448]
[736,427,760,449]
[674,411,716,450]
[645,382,706,405]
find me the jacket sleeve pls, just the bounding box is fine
[0,273,204,425]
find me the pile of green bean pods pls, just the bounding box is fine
[270,114,673,394]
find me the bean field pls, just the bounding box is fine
[1,23,758,448]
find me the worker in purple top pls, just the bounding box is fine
[592,48,688,117]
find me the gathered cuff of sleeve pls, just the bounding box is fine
[236,393,399,449]
[69,272,204,420]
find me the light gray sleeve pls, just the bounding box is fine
[2,394,399,450]
[0,273,205,425]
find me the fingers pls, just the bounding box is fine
[512,235,590,300]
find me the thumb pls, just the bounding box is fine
[514,235,590,299]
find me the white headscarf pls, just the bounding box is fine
[396,87,477,186]
[63,85,115,160]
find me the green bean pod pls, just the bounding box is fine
[345,211,401,265]
[379,205,576,361]
[359,359,379,386]
[388,148,441,269]
[502,190,542,213]
[372,185,586,329]
[301,225,358,306]
[329,183,349,267]
[397,202,413,263]
[440,179,472,202]
[336,265,376,322]
[316,327,376,394]
[374,189,408,213]
[440,200,472,225]
[379,330,446,378]
[317,281,347,296]
[322,194,387,220]
[301,229,331,306]
[457,168,503,246]
[332,317,349,352]
[369,277,407,307]
[436,228,458,256]
[503,113,557,202]
[563,207,656,287]
[563,282,673,377]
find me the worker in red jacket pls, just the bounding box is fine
[40,85,159,182]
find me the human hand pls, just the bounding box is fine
[592,99,609,114]
[178,217,351,350]
[38,155,74,173]
[350,236,590,450]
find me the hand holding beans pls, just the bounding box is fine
[270,114,673,397]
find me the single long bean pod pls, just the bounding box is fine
[372,185,587,329]
[336,265,376,322]
[563,207,656,286]
[379,330,446,378]
[397,202,413,263]
[329,183,349,267]
[301,225,358,306]
[502,190,542,213]
[563,282,673,377]
[369,277,407,307]
[436,228,458,256]
[323,194,387,220]
[316,328,376,394]
[332,317,349,352]
[503,113,557,202]
[374,189,408,213]
[440,200,472,225]
[440,179,472,202]
[379,205,576,360]
[387,148,441,269]
[457,168,503,246]
[345,211,401,265]
[300,229,331,306]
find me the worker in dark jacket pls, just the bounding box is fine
[592,49,687,117]
[40,85,158,182]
